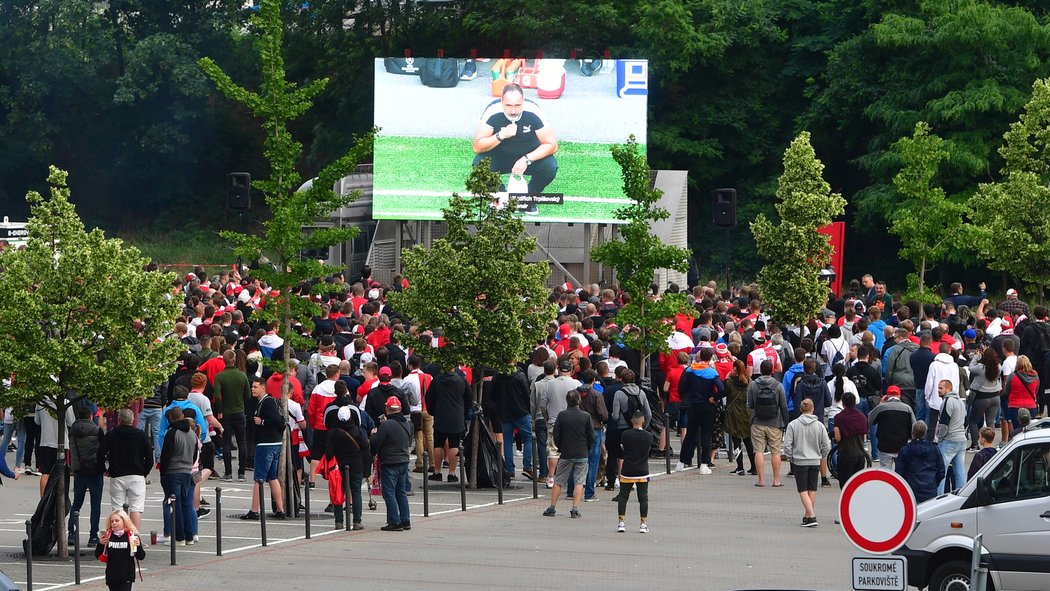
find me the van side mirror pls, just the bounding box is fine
[973,476,990,506]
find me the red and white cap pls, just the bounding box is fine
[714,343,731,358]
[385,395,401,411]
[562,282,573,292]
[1001,315,1014,330]
[1006,288,1018,297]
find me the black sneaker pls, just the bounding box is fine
[821,477,831,487]
[460,60,477,81]
[87,536,99,546]
[240,511,259,520]
[428,473,443,482]
[569,509,581,519]
[542,507,556,517]
[801,516,818,528]
[401,522,411,530]
[237,474,246,482]
[380,523,403,532]
[273,511,287,520]
[324,503,335,513]
[446,475,459,483]
[199,498,210,506]
[220,474,233,482]
[197,507,211,518]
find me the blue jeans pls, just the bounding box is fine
[138,407,163,463]
[161,472,197,540]
[858,398,880,462]
[938,439,967,495]
[380,463,411,525]
[502,414,534,476]
[585,429,605,499]
[914,391,928,424]
[1,423,15,469]
[69,473,104,539]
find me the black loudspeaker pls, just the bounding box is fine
[227,172,251,211]
[712,188,737,228]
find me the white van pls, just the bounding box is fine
[895,418,1050,590]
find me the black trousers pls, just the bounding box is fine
[221,412,247,476]
[474,153,558,193]
[681,407,715,466]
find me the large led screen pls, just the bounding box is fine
[373,57,648,223]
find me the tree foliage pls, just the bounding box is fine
[969,78,1050,299]
[751,132,845,324]
[0,166,182,556]
[591,136,693,377]
[198,0,374,366]
[889,122,967,300]
[389,161,555,379]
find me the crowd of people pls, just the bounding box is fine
[4,266,1049,538]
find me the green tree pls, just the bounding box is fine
[590,136,693,382]
[389,161,554,487]
[198,0,374,509]
[0,166,182,557]
[889,122,967,300]
[751,132,846,325]
[970,78,1050,301]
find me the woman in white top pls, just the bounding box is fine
[826,363,858,433]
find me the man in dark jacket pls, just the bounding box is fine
[678,348,725,474]
[426,369,472,483]
[491,365,535,481]
[106,409,152,529]
[543,390,594,519]
[242,377,287,521]
[68,407,106,546]
[868,386,916,470]
[894,421,945,503]
[577,376,609,502]
[370,396,414,531]
[363,366,410,426]
[909,332,937,422]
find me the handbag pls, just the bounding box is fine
[98,544,108,563]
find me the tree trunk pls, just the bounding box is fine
[919,257,926,294]
[468,366,482,490]
[279,288,294,514]
[55,396,69,559]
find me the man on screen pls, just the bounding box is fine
[473,83,558,214]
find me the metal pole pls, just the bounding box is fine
[665,407,673,475]
[215,488,222,556]
[259,481,267,546]
[304,467,311,539]
[497,444,504,505]
[532,419,539,499]
[971,534,986,591]
[343,465,351,532]
[168,495,176,566]
[422,451,430,517]
[458,442,467,512]
[24,520,33,591]
[72,511,80,584]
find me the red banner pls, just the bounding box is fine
[818,222,845,297]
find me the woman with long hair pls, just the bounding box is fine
[95,509,145,591]
[724,359,755,475]
[967,347,1001,448]
[1006,355,1039,441]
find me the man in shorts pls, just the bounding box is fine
[187,373,223,517]
[783,399,832,527]
[426,368,472,483]
[542,390,594,519]
[33,401,75,496]
[105,409,152,529]
[747,359,788,487]
[241,377,286,520]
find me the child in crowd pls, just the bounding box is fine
[616,411,654,533]
[95,509,145,591]
[966,427,997,479]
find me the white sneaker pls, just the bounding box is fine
[674,462,685,472]
[155,535,169,545]
[639,523,649,534]
[698,464,712,475]
[545,477,555,489]
[617,521,626,533]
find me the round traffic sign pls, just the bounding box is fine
[838,468,917,555]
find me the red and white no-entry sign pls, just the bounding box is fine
[838,469,917,555]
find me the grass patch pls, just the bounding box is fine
[117,230,235,267]
[374,135,642,222]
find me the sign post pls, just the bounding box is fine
[839,469,917,591]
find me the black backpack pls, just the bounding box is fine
[622,390,642,424]
[797,375,825,406]
[419,58,459,88]
[753,381,779,420]
[383,57,420,75]
[1032,322,1050,358]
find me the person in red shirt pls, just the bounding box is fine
[662,351,689,439]
[356,362,379,404]
[713,343,735,381]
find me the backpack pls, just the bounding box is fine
[753,381,779,420]
[419,58,459,88]
[1032,322,1050,358]
[797,375,825,407]
[622,390,642,424]
[383,57,420,75]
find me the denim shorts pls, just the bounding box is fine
[254,444,281,482]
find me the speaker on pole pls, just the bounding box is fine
[227,172,251,211]
[712,188,737,228]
